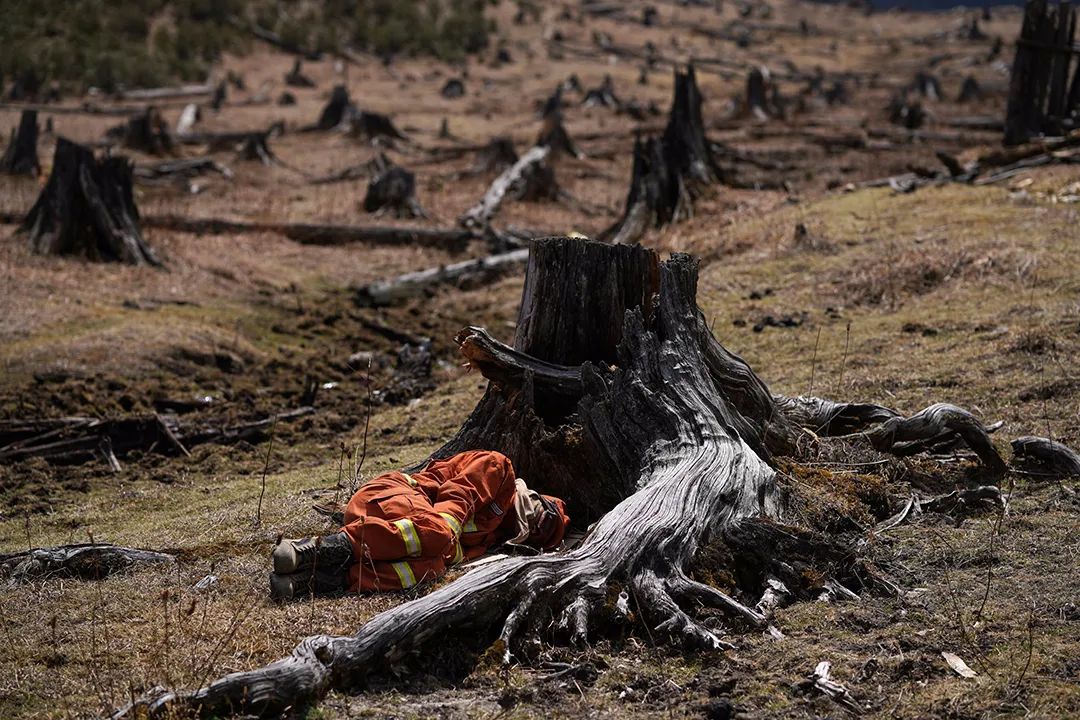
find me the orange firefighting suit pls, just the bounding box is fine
[340,450,521,591]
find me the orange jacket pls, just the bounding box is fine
[340,450,518,591]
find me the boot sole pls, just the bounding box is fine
[272,543,302,574]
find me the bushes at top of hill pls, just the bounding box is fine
[1,0,491,96]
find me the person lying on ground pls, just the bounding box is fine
[270,449,570,599]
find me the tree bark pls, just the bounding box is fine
[0,108,40,176]
[20,137,160,266]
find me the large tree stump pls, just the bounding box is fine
[20,137,160,266]
[0,109,40,176]
[113,237,830,719]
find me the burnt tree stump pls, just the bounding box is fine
[348,111,407,144]
[0,109,40,176]
[285,59,316,88]
[363,156,423,218]
[317,85,355,130]
[1004,0,1080,144]
[602,65,723,244]
[20,137,160,266]
[106,106,174,155]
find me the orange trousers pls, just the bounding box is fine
[341,450,518,591]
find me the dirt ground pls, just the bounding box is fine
[2,0,1079,718]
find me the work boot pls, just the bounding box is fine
[269,564,348,601]
[272,531,354,575]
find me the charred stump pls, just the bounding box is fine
[106,106,174,155]
[957,76,983,103]
[0,108,40,176]
[441,78,466,99]
[20,137,160,266]
[745,66,780,120]
[236,131,278,165]
[601,65,722,244]
[537,107,583,159]
[348,110,407,144]
[583,74,620,108]
[1004,0,1080,145]
[316,85,355,130]
[472,136,519,174]
[363,155,423,218]
[285,59,316,88]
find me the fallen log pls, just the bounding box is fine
[141,215,474,251]
[0,108,40,176]
[133,157,232,183]
[355,248,529,306]
[1,544,175,583]
[116,84,215,102]
[20,137,161,266]
[459,145,556,228]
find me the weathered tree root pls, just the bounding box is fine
[1,544,174,583]
[1011,436,1080,477]
[776,396,1007,477]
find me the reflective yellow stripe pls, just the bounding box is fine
[463,518,478,533]
[453,542,463,564]
[402,473,417,487]
[439,512,462,537]
[391,561,417,588]
[392,519,422,557]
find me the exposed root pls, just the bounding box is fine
[633,569,734,651]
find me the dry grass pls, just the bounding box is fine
[1,0,1079,718]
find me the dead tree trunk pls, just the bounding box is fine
[1004,0,1080,145]
[113,237,831,719]
[0,109,40,176]
[20,137,160,266]
[601,65,723,244]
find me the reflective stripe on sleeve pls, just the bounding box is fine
[439,512,462,537]
[463,518,478,533]
[392,519,422,557]
[391,561,417,588]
